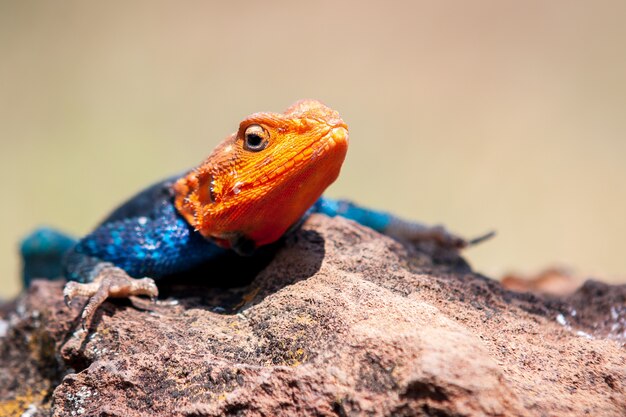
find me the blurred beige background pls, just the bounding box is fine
[1,0,625,298]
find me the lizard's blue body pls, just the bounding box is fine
[21,176,393,286]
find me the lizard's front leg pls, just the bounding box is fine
[64,263,158,329]
[61,201,223,329]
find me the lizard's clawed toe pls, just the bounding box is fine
[63,280,96,308]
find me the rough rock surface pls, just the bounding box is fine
[1,215,625,417]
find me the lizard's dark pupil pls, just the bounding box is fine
[246,134,263,149]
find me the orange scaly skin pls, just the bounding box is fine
[173,99,349,250]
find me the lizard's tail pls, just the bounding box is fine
[20,227,77,287]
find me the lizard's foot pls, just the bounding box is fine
[385,218,494,249]
[64,265,158,329]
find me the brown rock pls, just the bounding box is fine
[1,214,625,417]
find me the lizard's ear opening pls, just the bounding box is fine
[197,173,216,204]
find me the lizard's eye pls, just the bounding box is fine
[243,124,269,152]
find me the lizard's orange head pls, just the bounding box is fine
[174,99,348,251]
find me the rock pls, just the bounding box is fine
[0,214,625,417]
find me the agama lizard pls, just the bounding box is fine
[21,100,490,327]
